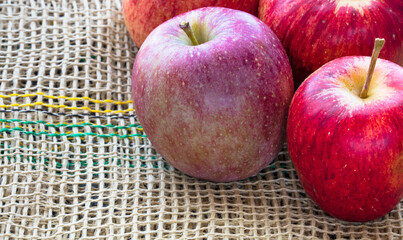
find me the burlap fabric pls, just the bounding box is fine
[0,1,402,239]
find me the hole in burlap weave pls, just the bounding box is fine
[0,1,402,239]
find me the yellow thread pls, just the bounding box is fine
[0,92,133,105]
[0,102,135,114]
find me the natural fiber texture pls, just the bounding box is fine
[0,0,402,239]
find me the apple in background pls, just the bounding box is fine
[132,7,294,182]
[287,39,403,222]
[123,0,259,47]
[259,0,403,88]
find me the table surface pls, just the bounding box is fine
[0,1,402,239]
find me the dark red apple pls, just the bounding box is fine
[287,39,403,222]
[259,0,403,87]
[123,0,259,47]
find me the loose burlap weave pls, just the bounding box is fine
[0,0,402,239]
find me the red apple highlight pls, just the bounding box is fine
[132,7,294,182]
[259,0,403,87]
[123,0,259,47]
[287,39,403,222]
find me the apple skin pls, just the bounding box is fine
[287,56,403,222]
[259,0,403,88]
[132,7,294,182]
[123,0,259,47]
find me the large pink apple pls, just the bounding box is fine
[259,0,403,87]
[132,7,294,182]
[287,54,403,222]
[123,0,259,47]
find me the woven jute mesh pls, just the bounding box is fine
[0,1,402,239]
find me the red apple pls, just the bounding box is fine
[132,7,294,182]
[287,39,403,222]
[123,0,259,47]
[259,0,403,88]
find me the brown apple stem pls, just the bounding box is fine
[359,38,385,98]
[179,21,199,46]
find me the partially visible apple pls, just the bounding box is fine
[132,7,294,182]
[287,39,403,222]
[123,0,259,47]
[259,0,403,88]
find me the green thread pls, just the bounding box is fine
[0,144,168,176]
[0,118,146,138]
[0,127,147,138]
[0,119,142,130]
[0,143,165,172]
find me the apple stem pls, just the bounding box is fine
[179,21,199,46]
[359,38,385,99]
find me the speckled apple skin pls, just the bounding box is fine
[287,56,403,222]
[132,7,293,182]
[123,0,259,47]
[259,0,403,88]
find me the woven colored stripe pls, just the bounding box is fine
[0,92,133,105]
[0,119,143,130]
[0,109,137,119]
[0,143,166,174]
[0,103,135,114]
[0,127,147,138]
